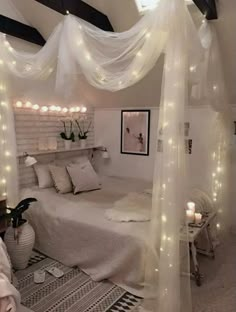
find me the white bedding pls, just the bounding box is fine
[21,176,154,297]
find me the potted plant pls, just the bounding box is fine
[75,118,91,149]
[60,120,75,150]
[2,198,37,270]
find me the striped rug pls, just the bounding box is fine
[15,252,141,312]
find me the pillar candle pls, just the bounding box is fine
[186,209,195,223]
[187,201,195,214]
[195,213,202,224]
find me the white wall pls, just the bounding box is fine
[94,106,216,190]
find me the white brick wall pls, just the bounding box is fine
[14,108,95,187]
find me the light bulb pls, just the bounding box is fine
[5,166,11,172]
[81,106,87,113]
[25,101,32,108]
[213,85,218,91]
[1,179,6,184]
[66,10,70,14]
[189,65,196,72]
[85,53,91,61]
[145,32,151,39]
[136,51,142,57]
[69,107,75,113]
[41,106,48,112]
[16,101,23,108]
[0,59,3,65]
[162,215,167,223]
[75,107,80,112]
[12,61,16,65]
[56,106,62,112]
[8,46,13,52]
[4,40,9,47]
[49,105,56,111]
[2,125,7,131]
[168,138,173,145]
[5,151,10,157]
[32,104,39,110]
[62,107,68,113]
[1,101,6,107]
[48,68,54,73]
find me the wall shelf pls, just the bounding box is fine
[17,145,102,157]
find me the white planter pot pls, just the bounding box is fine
[4,222,35,270]
[80,139,87,149]
[64,140,72,150]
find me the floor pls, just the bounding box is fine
[191,233,236,312]
[16,234,236,312]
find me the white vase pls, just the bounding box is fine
[64,140,72,150]
[80,139,87,149]
[4,222,35,270]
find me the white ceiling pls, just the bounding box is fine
[5,0,236,105]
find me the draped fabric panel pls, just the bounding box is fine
[0,1,230,311]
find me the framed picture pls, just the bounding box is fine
[121,110,150,156]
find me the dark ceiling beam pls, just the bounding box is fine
[192,0,218,20]
[0,14,46,46]
[35,0,114,31]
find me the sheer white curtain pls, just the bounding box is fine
[0,1,230,311]
[198,22,231,233]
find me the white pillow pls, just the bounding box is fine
[67,161,101,194]
[49,165,73,194]
[34,164,54,188]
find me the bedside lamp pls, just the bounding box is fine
[24,153,37,167]
[102,148,109,159]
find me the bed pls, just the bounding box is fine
[21,176,153,297]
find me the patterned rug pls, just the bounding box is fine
[15,252,141,312]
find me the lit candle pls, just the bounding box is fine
[186,210,195,223]
[187,201,195,214]
[195,213,202,224]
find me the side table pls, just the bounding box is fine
[180,212,217,286]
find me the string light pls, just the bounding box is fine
[41,106,48,112]
[15,101,23,108]
[136,51,142,57]
[85,53,91,61]
[5,151,10,157]
[32,104,39,110]
[25,101,32,108]
[14,101,87,115]
[81,106,87,113]
[62,107,68,113]
[162,215,167,223]
[0,59,3,65]
[189,65,196,72]
[5,166,11,172]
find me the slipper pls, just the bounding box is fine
[45,267,64,278]
[34,270,45,284]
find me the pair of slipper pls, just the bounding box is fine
[34,267,64,284]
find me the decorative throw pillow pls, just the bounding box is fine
[67,161,101,194]
[34,164,54,188]
[49,165,73,194]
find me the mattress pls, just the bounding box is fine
[21,176,154,297]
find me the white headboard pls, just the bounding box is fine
[14,107,95,188]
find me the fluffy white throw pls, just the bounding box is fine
[0,238,21,312]
[105,192,151,222]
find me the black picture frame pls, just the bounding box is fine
[120,110,150,156]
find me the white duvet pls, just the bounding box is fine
[21,176,155,297]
